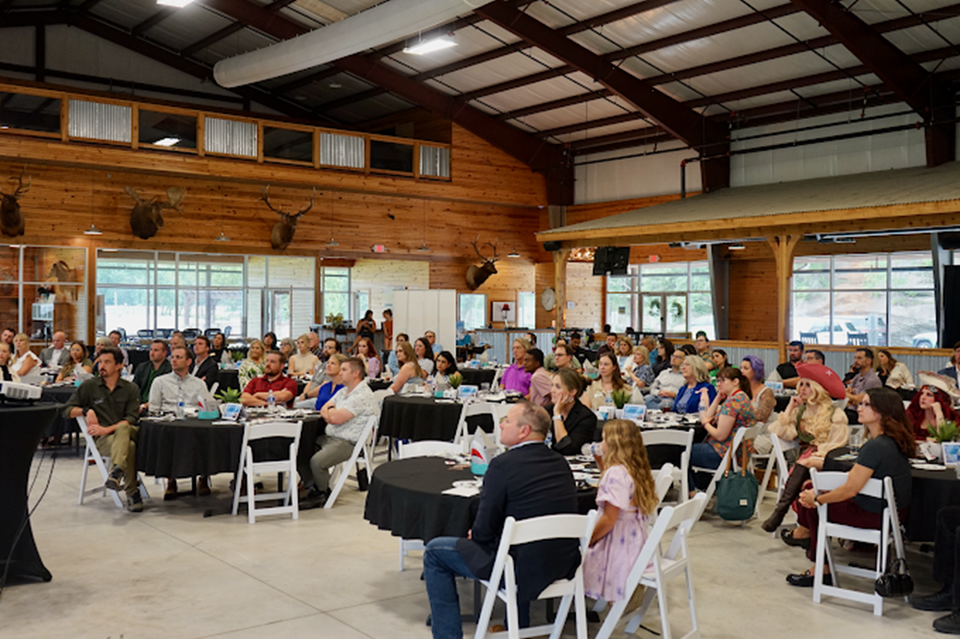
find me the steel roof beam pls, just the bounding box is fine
[475,1,728,191]
[789,0,954,166]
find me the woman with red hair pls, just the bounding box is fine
[906,372,960,439]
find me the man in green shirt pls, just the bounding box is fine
[132,339,171,412]
[64,345,144,512]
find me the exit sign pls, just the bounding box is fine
[371,244,386,253]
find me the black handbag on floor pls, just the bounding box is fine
[875,556,914,597]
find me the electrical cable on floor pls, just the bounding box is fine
[0,444,57,600]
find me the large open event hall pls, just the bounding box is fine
[4,0,960,638]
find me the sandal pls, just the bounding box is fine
[780,528,810,550]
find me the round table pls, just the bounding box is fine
[137,415,324,479]
[40,385,81,448]
[906,468,960,542]
[379,395,494,442]
[0,403,59,582]
[459,369,497,388]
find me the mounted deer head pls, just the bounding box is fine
[465,236,500,290]
[262,185,315,250]
[124,186,185,239]
[0,167,30,237]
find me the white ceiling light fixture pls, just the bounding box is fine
[214,0,483,87]
[153,137,180,147]
[403,34,457,55]
[157,0,195,7]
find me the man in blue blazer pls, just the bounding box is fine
[938,341,960,385]
[423,400,579,639]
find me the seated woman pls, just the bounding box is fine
[877,348,914,389]
[761,364,849,532]
[584,419,658,605]
[414,337,435,375]
[313,354,347,410]
[689,367,755,493]
[501,337,532,394]
[906,372,960,440]
[615,337,634,372]
[262,331,278,352]
[434,351,459,389]
[673,355,716,415]
[55,341,93,382]
[584,352,629,410]
[389,341,425,394]
[651,339,674,377]
[740,355,778,456]
[546,368,598,456]
[645,350,685,411]
[289,334,320,377]
[13,333,41,378]
[709,349,731,383]
[624,345,654,390]
[211,332,233,368]
[0,341,20,382]
[279,337,295,362]
[238,339,266,389]
[785,387,915,587]
[356,337,381,379]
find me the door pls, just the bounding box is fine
[262,288,292,337]
[665,294,687,335]
[641,293,688,336]
[641,294,663,334]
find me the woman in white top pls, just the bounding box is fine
[414,337,435,375]
[877,348,914,389]
[289,334,319,377]
[13,333,40,377]
[389,341,425,394]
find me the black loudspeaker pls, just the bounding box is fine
[943,266,960,348]
[543,241,562,252]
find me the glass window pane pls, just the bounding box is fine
[792,291,831,342]
[247,256,266,288]
[292,288,314,337]
[323,292,349,321]
[263,126,313,163]
[208,289,243,333]
[517,291,535,329]
[459,293,485,331]
[138,110,197,149]
[689,293,714,337]
[793,256,831,290]
[607,276,633,293]
[370,139,414,173]
[690,274,710,292]
[0,92,61,134]
[891,290,936,347]
[98,250,150,285]
[832,291,887,345]
[178,288,200,329]
[890,252,933,289]
[270,256,315,288]
[833,254,887,290]
[665,295,686,334]
[640,263,687,292]
[641,295,661,333]
[156,289,176,330]
[178,257,198,287]
[246,289,262,339]
[156,253,177,285]
[606,294,632,334]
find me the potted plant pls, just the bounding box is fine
[326,312,346,336]
[611,388,632,417]
[214,387,242,406]
[928,420,960,462]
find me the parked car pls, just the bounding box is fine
[912,332,938,349]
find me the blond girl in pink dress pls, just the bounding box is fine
[584,419,659,602]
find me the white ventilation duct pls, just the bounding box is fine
[213,0,489,88]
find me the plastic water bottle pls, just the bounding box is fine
[176,389,185,420]
[581,442,603,457]
[267,389,276,411]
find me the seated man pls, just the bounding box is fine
[545,341,582,374]
[308,331,322,358]
[241,350,297,408]
[938,341,960,386]
[40,331,71,367]
[190,334,219,391]
[912,506,960,633]
[568,332,591,364]
[64,346,143,512]
[133,339,171,413]
[770,340,804,388]
[149,346,214,498]
[524,348,551,407]
[423,401,579,638]
[597,332,617,357]
[803,349,825,364]
[296,337,339,407]
[109,329,130,367]
[302,357,378,507]
[425,330,444,357]
[845,347,881,407]
[694,331,714,370]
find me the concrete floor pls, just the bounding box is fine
[1,450,946,639]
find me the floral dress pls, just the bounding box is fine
[238,358,265,390]
[584,465,650,601]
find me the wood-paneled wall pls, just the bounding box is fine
[428,258,536,329]
[564,263,602,330]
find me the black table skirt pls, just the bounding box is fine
[220,369,240,392]
[379,396,494,442]
[0,403,59,582]
[459,369,496,388]
[40,385,80,440]
[137,416,324,479]
[128,349,150,368]
[906,468,960,542]
[364,457,597,542]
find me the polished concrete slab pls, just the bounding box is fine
[1,451,945,639]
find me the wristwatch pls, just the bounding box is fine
[552,414,563,421]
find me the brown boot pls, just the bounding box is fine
[761,465,809,532]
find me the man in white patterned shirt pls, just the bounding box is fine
[302,357,377,508]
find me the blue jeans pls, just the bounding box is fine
[423,537,530,639]
[689,442,723,491]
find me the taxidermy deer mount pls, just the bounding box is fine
[124,186,185,239]
[465,237,500,290]
[261,185,315,250]
[0,167,30,237]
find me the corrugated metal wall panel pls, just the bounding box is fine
[204,117,257,157]
[420,145,450,177]
[320,132,364,168]
[68,99,131,142]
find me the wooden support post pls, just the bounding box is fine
[766,232,801,363]
[554,248,570,338]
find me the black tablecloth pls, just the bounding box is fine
[459,369,496,388]
[40,385,80,440]
[775,396,791,413]
[220,369,240,392]
[137,416,324,479]
[379,396,494,442]
[128,349,150,368]
[364,456,597,542]
[0,403,59,582]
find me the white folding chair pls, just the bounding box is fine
[642,429,694,505]
[454,399,495,444]
[209,381,219,396]
[595,493,708,639]
[474,510,599,639]
[231,420,302,524]
[488,402,511,450]
[810,470,906,616]
[324,414,379,509]
[76,416,149,509]
[490,365,504,389]
[396,440,464,570]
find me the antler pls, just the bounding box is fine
[292,187,316,219]
[260,185,285,215]
[485,238,500,263]
[470,236,500,264]
[9,166,30,198]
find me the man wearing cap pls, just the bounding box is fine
[845,348,882,408]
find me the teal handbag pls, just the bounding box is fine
[715,440,758,521]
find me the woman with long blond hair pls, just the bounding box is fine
[388,340,424,394]
[238,339,267,389]
[584,419,658,602]
[761,364,849,534]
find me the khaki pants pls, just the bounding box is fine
[308,435,355,492]
[95,423,140,496]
